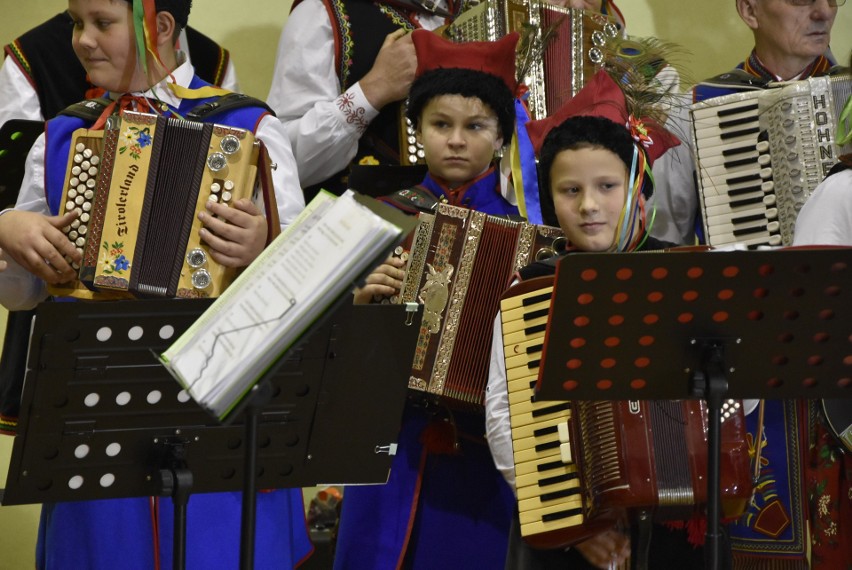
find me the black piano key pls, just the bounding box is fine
[535,440,560,452]
[531,402,571,419]
[733,225,769,237]
[526,343,543,355]
[524,307,549,321]
[533,425,559,438]
[538,459,568,472]
[720,126,760,141]
[722,144,755,158]
[725,173,761,186]
[541,487,581,502]
[525,323,547,336]
[522,291,552,307]
[539,472,579,487]
[730,195,765,208]
[724,156,758,169]
[719,115,757,129]
[542,507,584,522]
[717,102,758,118]
[727,185,764,197]
[732,213,767,224]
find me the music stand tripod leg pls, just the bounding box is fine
[690,341,732,570]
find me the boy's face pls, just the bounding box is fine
[416,95,503,189]
[68,0,148,93]
[549,146,631,252]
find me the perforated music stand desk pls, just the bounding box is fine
[1,297,420,569]
[536,247,852,570]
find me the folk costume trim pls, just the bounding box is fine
[324,0,356,89]
[741,49,834,81]
[3,41,34,88]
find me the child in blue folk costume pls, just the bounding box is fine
[346,30,521,569]
[0,0,311,568]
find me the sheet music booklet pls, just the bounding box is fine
[160,190,414,420]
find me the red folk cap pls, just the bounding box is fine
[524,69,679,166]
[411,29,520,94]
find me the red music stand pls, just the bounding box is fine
[536,246,852,570]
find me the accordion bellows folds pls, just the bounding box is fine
[447,0,619,119]
[49,110,267,300]
[396,203,563,411]
[691,74,852,248]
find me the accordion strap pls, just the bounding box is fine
[57,97,114,121]
[256,141,281,244]
[186,93,274,121]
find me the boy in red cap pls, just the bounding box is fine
[343,30,522,570]
[486,70,713,569]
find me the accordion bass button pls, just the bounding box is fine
[220,135,241,155]
[191,269,212,290]
[207,152,227,172]
[186,248,208,268]
[224,180,234,191]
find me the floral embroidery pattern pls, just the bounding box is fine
[101,241,130,275]
[806,415,850,568]
[337,93,369,134]
[119,126,152,160]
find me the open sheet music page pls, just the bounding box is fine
[160,190,411,420]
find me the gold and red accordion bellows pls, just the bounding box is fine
[49,110,272,300]
[396,204,563,411]
[500,276,753,549]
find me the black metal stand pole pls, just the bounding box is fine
[691,342,732,570]
[155,441,193,570]
[240,381,273,570]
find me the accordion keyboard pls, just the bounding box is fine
[500,283,590,548]
[692,92,782,248]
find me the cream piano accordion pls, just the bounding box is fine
[48,110,274,300]
[499,275,753,548]
[691,74,852,248]
[394,203,563,411]
[445,1,619,120]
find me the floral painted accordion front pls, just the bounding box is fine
[49,110,265,300]
[446,1,619,119]
[396,204,563,411]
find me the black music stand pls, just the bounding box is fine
[536,247,852,570]
[1,297,421,570]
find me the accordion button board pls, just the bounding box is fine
[51,110,261,300]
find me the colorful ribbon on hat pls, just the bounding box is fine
[510,97,542,224]
[132,0,167,79]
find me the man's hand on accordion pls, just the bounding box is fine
[0,209,81,284]
[197,198,268,268]
[353,255,405,304]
